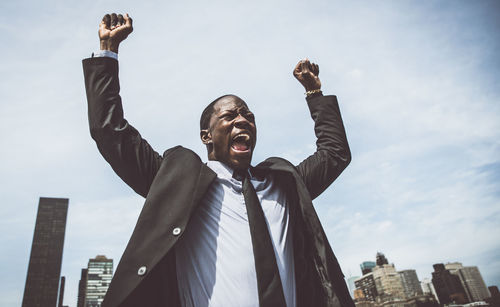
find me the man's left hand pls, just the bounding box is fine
[293,58,321,92]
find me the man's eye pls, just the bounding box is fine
[222,114,235,120]
[245,113,255,122]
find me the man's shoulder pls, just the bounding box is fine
[162,145,202,161]
[255,157,297,174]
[156,146,216,180]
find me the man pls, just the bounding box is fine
[83,13,353,307]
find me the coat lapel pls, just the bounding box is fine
[103,148,216,307]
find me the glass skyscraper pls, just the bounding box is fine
[85,255,114,307]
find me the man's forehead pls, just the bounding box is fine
[214,96,250,113]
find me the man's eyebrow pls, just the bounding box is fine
[218,110,237,116]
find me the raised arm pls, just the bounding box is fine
[293,59,351,200]
[83,14,162,198]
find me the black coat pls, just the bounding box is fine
[83,56,354,307]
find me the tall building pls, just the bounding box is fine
[421,277,439,303]
[399,269,423,298]
[486,286,500,307]
[445,262,491,302]
[489,286,499,296]
[360,261,376,275]
[457,266,490,302]
[355,272,378,302]
[22,197,69,307]
[77,269,88,307]
[431,263,468,305]
[85,255,113,307]
[375,252,389,266]
[372,264,406,301]
[444,262,464,273]
[58,276,66,307]
[346,276,360,298]
[353,288,376,307]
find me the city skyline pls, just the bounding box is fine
[19,210,499,306]
[1,1,499,306]
[352,253,492,306]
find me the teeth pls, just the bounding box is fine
[233,134,250,142]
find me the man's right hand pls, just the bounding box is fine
[99,13,133,53]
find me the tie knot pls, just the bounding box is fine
[232,169,248,181]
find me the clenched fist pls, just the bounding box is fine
[293,59,321,92]
[99,13,133,53]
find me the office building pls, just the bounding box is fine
[421,277,439,303]
[375,252,389,266]
[486,286,500,306]
[77,268,89,307]
[445,262,491,302]
[58,276,66,307]
[489,286,499,296]
[347,276,360,298]
[399,269,423,298]
[353,288,376,307]
[355,272,378,302]
[457,266,491,302]
[445,262,464,273]
[432,263,468,305]
[85,255,113,307]
[372,264,406,301]
[360,261,376,275]
[22,197,69,307]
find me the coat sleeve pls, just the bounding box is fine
[82,57,163,198]
[295,94,351,200]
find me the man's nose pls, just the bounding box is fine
[234,114,250,127]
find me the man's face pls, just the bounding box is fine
[201,96,257,170]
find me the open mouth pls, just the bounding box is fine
[231,133,252,152]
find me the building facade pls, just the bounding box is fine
[376,252,389,266]
[457,266,491,302]
[372,264,406,302]
[22,197,69,307]
[347,276,361,298]
[355,272,378,302]
[77,268,89,307]
[58,276,66,307]
[432,263,468,305]
[85,255,113,307]
[361,261,377,275]
[444,262,491,302]
[421,277,439,304]
[398,269,423,298]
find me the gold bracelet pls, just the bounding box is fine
[305,89,322,96]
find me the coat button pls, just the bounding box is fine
[137,266,147,276]
[172,227,181,235]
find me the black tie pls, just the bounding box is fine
[236,170,287,307]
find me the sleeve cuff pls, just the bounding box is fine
[93,50,118,60]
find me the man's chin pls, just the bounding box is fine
[228,154,252,171]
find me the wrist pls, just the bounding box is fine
[100,40,119,53]
[305,88,322,97]
[303,83,321,92]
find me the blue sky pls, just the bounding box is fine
[1,0,499,306]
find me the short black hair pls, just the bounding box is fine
[200,94,245,130]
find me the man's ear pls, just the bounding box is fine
[200,129,212,145]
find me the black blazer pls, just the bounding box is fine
[83,56,354,307]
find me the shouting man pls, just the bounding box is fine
[83,13,353,307]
